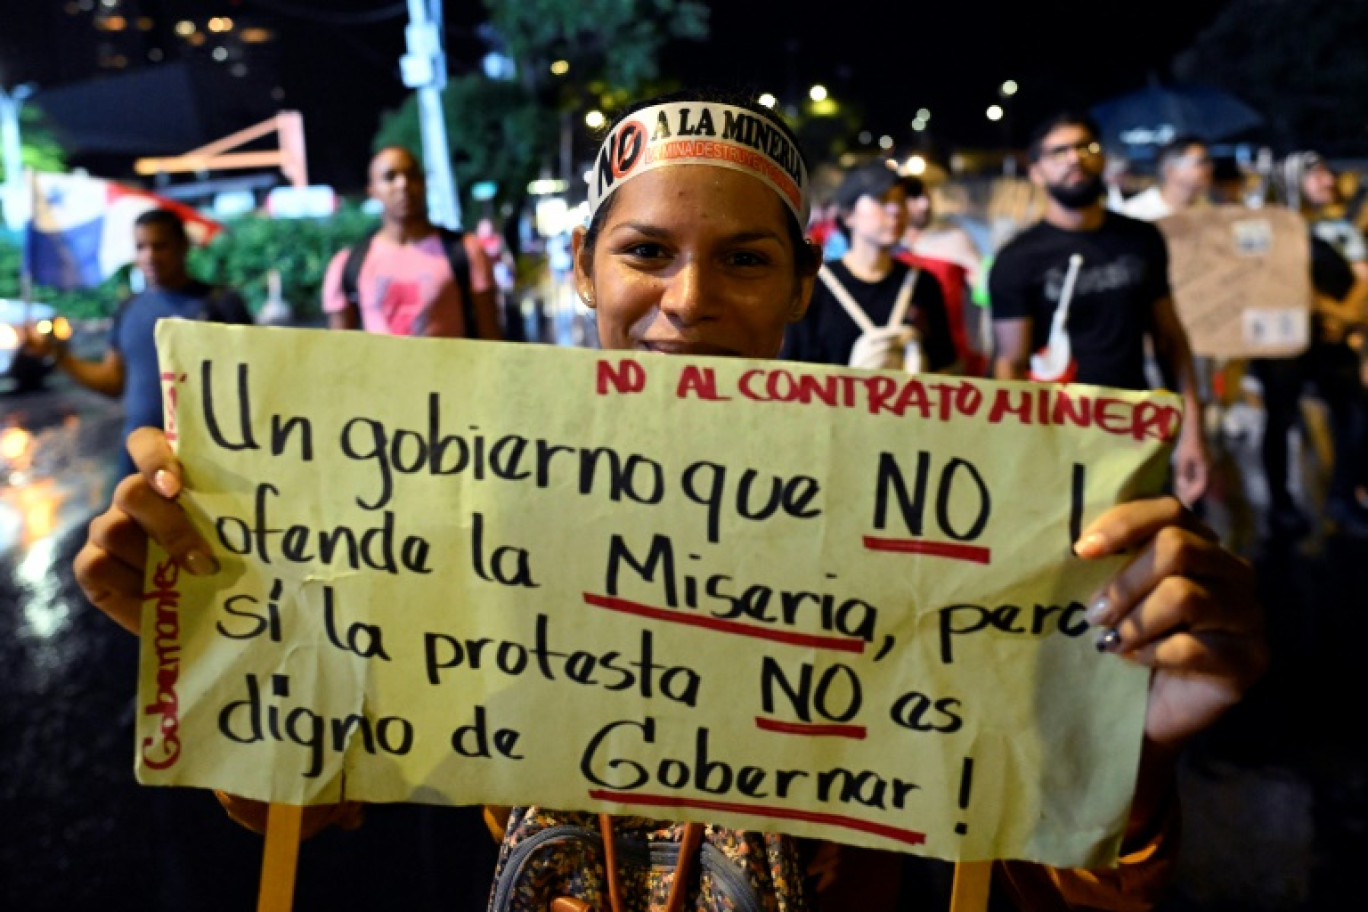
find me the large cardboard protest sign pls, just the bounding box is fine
[1159,205,1313,358]
[137,321,1177,868]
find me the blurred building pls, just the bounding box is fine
[1,0,284,181]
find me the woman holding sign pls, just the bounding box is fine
[74,90,1266,912]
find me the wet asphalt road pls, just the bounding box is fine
[0,376,499,912]
[1,374,1366,911]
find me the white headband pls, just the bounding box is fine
[587,101,811,226]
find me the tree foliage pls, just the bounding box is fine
[371,1,710,228]
[0,205,378,321]
[0,106,66,183]
[1173,0,1368,155]
[484,0,708,99]
[193,204,380,321]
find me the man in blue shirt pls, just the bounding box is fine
[32,208,252,476]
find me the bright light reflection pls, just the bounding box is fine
[757,93,777,109]
[986,105,1004,122]
[808,84,828,102]
[19,535,70,640]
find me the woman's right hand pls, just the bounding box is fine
[81,429,368,841]
[214,791,365,841]
[74,427,220,634]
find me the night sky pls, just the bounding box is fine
[678,1,1232,145]
[0,0,1234,190]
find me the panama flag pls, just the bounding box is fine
[23,172,223,290]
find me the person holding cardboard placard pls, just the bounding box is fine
[73,91,1267,912]
[1264,151,1368,536]
[1116,136,1213,222]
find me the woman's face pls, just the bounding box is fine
[843,185,907,249]
[1302,164,1340,208]
[574,166,815,360]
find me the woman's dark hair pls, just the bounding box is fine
[580,89,819,276]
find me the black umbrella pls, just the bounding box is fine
[1090,82,1265,158]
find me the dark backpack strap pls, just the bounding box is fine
[438,227,477,338]
[340,230,378,309]
[197,281,238,323]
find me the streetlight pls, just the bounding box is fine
[808,84,838,117]
[401,0,460,228]
[997,79,1019,176]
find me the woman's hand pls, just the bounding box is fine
[1075,496,1266,749]
[73,427,218,633]
[214,792,365,841]
[1074,496,1267,848]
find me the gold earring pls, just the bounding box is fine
[580,288,594,305]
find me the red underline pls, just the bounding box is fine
[588,789,926,846]
[582,594,865,653]
[755,717,867,739]
[862,536,992,564]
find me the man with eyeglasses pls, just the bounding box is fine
[1117,135,1214,221]
[988,112,1211,505]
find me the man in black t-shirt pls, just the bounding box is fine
[783,162,958,373]
[989,111,1210,504]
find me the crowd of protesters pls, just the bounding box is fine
[20,86,1368,911]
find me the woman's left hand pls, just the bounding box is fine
[1074,496,1267,749]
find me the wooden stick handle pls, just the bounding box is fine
[257,803,304,912]
[949,860,991,912]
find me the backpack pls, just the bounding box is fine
[340,226,477,337]
[198,282,254,325]
[488,808,789,912]
[817,265,923,372]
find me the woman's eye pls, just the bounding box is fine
[621,242,667,259]
[728,250,769,267]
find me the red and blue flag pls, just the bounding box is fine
[23,173,222,290]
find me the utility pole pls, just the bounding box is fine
[0,83,35,232]
[402,0,460,228]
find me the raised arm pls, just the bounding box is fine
[1149,294,1210,503]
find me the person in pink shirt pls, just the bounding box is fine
[321,146,503,339]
